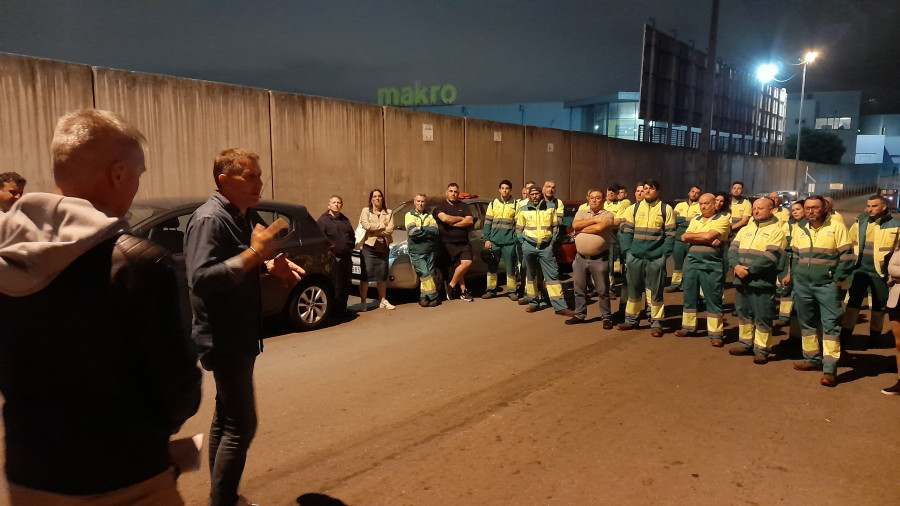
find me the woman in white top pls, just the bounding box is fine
[358,189,395,310]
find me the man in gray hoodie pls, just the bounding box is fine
[0,109,201,504]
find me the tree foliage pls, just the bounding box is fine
[784,128,847,164]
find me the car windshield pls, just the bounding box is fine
[126,203,168,227]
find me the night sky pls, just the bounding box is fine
[2,0,898,113]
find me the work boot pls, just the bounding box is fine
[793,361,822,372]
[525,305,538,313]
[482,291,496,299]
[710,337,723,347]
[820,373,837,387]
[729,346,753,356]
[753,353,768,365]
[650,327,663,338]
[674,329,692,337]
[617,323,634,331]
[555,309,576,317]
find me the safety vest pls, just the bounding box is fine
[619,199,675,260]
[729,216,788,288]
[730,197,752,227]
[405,210,439,255]
[848,212,900,277]
[684,212,731,269]
[674,200,702,238]
[790,215,855,285]
[483,197,519,245]
[516,200,560,249]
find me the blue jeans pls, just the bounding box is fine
[201,354,257,506]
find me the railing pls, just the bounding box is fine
[822,183,878,201]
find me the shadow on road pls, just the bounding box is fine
[296,492,348,505]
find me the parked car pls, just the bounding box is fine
[127,198,340,332]
[880,188,900,212]
[556,201,582,271]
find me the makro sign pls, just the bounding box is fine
[378,81,457,107]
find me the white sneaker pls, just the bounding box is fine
[380,300,396,310]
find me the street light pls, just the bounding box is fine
[794,51,819,175]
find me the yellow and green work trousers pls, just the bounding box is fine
[409,251,438,302]
[681,261,724,338]
[793,282,842,374]
[777,283,793,323]
[522,241,567,311]
[735,285,777,356]
[842,269,888,335]
[624,253,665,328]
[670,240,688,288]
[485,243,518,296]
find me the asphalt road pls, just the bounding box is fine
[161,285,898,505]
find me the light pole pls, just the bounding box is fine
[794,51,818,175]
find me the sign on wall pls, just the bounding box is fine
[378,82,457,107]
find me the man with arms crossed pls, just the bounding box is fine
[406,193,441,307]
[566,188,615,328]
[0,109,201,504]
[435,183,475,301]
[674,193,731,345]
[517,186,574,315]
[186,148,304,505]
[730,181,752,235]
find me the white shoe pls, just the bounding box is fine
[380,300,395,310]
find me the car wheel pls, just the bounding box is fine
[287,279,333,331]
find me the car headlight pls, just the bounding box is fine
[389,242,408,257]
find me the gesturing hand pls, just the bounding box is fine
[250,218,289,260]
[267,253,305,286]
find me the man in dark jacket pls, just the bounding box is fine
[317,194,355,313]
[0,109,201,504]
[185,148,304,505]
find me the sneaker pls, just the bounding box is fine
[793,361,822,372]
[753,353,768,365]
[460,290,474,302]
[525,305,538,313]
[482,291,496,299]
[728,346,753,356]
[508,293,519,301]
[555,309,576,317]
[820,373,837,387]
[617,323,634,331]
[674,329,691,337]
[710,337,723,347]
[881,380,900,395]
[446,286,459,300]
[379,300,396,310]
[237,496,259,506]
[602,319,614,330]
[565,316,585,325]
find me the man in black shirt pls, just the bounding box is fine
[185,148,304,506]
[317,194,355,313]
[435,182,475,301]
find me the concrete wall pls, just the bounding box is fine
[94,68,272,200]
[3,53,881,217]
[0,54,94,193]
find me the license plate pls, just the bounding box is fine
[351,265,361,275]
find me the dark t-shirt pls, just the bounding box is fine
[435,199,472,244]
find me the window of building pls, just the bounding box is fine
[815,117,851,130]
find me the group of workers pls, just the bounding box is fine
[384,177,900,393]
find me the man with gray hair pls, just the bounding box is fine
[0,109,201,503]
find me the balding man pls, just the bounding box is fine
[0,110,201,503]
[769,192,790,223]
[675,194,731,344]
[727,197,788,363]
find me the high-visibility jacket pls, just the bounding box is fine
[847,212,900,278]
[674,201,702,239]
[405,210,439,255]
[790,215,855,285]
[618,198,632,209]
[773,207,790,224]
[619,199,675,260]
[516,200,561,249]
[730,197,752,228]
[483,197,520,245]
[684,212,731,269]
[728,216,788,288]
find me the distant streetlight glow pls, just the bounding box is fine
[794,50,821,175]
[803,51,818,64]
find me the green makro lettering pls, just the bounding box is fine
[377,82,457,106]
